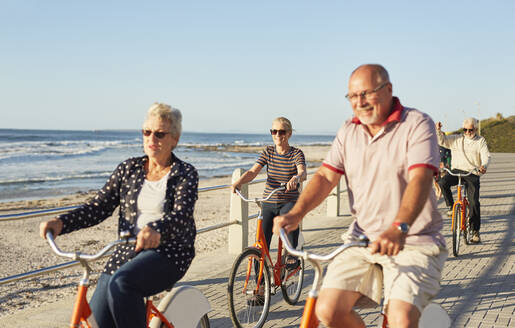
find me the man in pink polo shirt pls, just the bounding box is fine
[274,64,447,328]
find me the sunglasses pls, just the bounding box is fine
[270,129,287,136]
[463,128,475,133]
[142,129,170,139]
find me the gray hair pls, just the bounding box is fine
[351,64,390,83]
[463,117,478,129]
[144,103,182,138]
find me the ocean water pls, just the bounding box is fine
[0,129,333,202]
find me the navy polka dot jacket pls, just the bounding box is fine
[58,153,198,275]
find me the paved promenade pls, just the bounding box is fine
[1,153,513,327]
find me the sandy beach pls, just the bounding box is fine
[0,144,330,317]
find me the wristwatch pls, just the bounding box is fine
[392,221,410,234]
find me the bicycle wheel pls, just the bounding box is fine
[280,255,304,305]
[152,285,211,328]
[228,248,271,328]
[196,314,210,328]
[452,204,461,257]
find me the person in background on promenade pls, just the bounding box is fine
[433,145,452,199]
[439,145,452,172]
[231,117,307,268]
[274,64,447,328]
[39,103,198,328]
[436,118,490,243]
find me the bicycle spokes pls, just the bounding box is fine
[228,248,271,327]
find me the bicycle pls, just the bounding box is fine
[442,167,475,257]
[227,185,305,328]
[278,228,451,328]
[45,231,211,328]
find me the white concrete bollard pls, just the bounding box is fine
[326,179,341,217]
[228,168,249,254]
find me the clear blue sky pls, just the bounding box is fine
[1,1,514,134]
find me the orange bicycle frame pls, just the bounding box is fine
[451,184,467,231]
[146,299,174,327]
[300,296,319,328]
[69,286,175,328]
[245,213,290,296]
[70,285,94,327]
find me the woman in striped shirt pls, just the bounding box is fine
[231,117,307,267]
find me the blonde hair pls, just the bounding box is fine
[145,102,182,138]
[273,117,293,133]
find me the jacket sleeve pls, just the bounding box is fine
[59,162,124,234]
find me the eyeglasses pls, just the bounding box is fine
[345,82,389,102]
[142,129,170,139]
[270,129,287,136]
[463,128,475,133]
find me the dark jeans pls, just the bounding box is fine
[90,250,183,328]
[438,169,481,231]
[262,201,299,250]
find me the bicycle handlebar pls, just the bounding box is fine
[442,167,476,177]
[46,231,136,262]
[279,228,369,262]
[234,184,288,203]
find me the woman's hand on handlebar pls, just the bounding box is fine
[286,176,299,192]
[39,218,63,239]
[135,226,161,252]
[231,182,241,194]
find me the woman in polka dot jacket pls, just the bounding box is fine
[40,103,199,328]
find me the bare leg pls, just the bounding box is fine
[386,299,421,328]
[315,288,365,328]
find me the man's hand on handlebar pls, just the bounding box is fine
[273,212,301,236]
[39,218,63,239]
[370,225,406,256]
[135,226,161,252]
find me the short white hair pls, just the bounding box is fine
[463,117,478,129]
[145,103,182,138]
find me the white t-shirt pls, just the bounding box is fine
[135,171,170,234]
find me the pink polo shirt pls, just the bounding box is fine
[323,97,445,247]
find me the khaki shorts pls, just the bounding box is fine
[321,239,448,312]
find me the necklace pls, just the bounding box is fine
[146,158,171,181]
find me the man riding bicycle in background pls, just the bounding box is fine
[436,118,490,243]
[274,64,447,328]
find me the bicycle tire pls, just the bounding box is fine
[197,314,210,328]
[228,248,271,328]
[280,255,304,305]
[452,204,461,257]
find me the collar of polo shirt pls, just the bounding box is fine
[351,97,404,126]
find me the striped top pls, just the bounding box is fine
[256,145,305,203]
